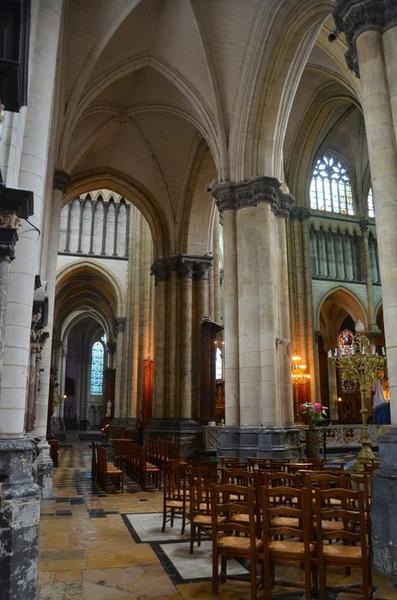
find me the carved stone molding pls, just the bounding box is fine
[151,255,213,282]
[151,258,169,283]
[0,209,20,261]
[333,0,397,77]
[290,206,312,221]
[114,316,126,334]
[195,261,211,280]
[53,169,70,192]
[211,176,294,218]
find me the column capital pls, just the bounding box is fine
[53,169,70,192]
[152,255,213,281]
[210,176,294,218]
[333,0,397,77]
[114,316,126,334]
[290,206,312,221]
[359,218,370,231]
[151,258,169,283]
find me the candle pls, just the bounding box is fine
[328,350,332,358]
[382,347,386,356]
[334,349,338,357]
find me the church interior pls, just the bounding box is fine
[1,1,397,599]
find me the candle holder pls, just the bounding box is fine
[328,323,386,472]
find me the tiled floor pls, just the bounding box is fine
[38,439,397,599]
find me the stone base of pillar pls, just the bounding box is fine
[217,426,303,459]
[32,439,53,499]
[372,426,397,575]
[110,418,137,430]
[0,438,40,600]
[144,418,201,457]
[51,416,65,435]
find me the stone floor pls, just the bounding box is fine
[38,438,397,599]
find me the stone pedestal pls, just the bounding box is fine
[144,418,201,457]
[372,426,397,574]
[218,426,302,459]
[32,439,53,499]
[0,438,40,600]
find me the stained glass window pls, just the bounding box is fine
[368,187,375,218]
[337,329,355,392]
[310,155,354,215]
[90,341,104,395]
[215,347,223,380]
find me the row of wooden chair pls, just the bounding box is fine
[211,483,371,600]
[111,439,161,490]
[160,459,374,600]
[93,444,124,493]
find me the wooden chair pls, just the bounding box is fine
[162,460,189,533]
[260,486,315,600]
[189,472,219,553]
[211,483,264,600]
[315,487,372,600]
[96,445,124,493]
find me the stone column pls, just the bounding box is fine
[114,317,126,418]
[213,215,222,324]
[0,211,19,387]
[211,177,299,457]
[179,258,194,419]
[289,208,316,405]
[192,258,212,420]
[334,0,397,418]
[166,268,177,417]
[151,260,167,418]
[0,198,39,600]
[219,209,239,426]
[334,0,397,575]
[35,171,69,439]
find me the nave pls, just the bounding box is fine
[38,439,395,600]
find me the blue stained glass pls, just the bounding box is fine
[90,341,104,395]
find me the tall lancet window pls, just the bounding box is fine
[310,155,354,215]
[368,187,375,218]
[90,341,104,395]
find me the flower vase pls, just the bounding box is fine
[306,426,321,460]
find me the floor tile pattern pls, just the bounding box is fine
[38,438,396,599]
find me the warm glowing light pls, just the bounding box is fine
[291,356,311,386]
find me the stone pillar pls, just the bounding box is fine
[35,171,69,439]
[0,197,39,600]
[0,211,19,388]
[114,317,126,418]
[179,259,194,419]
[333,0,397,575]
[166,268,177,418]
[213,215,222,324]
[334,0,397,418]
[211,177,300,457]
[289,208,316,405]
[151,260,167,418]
[360,222,375,325]
[220,209,239,426]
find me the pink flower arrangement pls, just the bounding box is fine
[298,402,327,426]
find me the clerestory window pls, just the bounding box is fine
[310,155,354,216]
[90,341,104,395]
[368,187,375,218]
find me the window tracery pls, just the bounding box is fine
[310,155,354,215]
[90,341,104,395]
